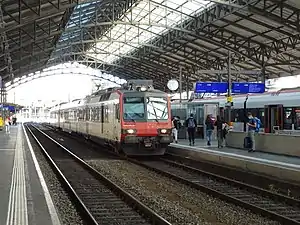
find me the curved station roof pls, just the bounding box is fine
[1,0,300,90]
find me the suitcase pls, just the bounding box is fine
[243,136,252,149]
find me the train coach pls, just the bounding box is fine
[171,87,300,133]
[49,80,173,155]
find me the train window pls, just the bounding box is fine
[294,108,300,130]
[146,97,168,121]
[96,107,100,121]
[78,109,84,120]
[86,108,91,121]
[91,108,96,121]
[64,111,69,120]
[259,109,264,128]
[284,108,293,129]
[95,108,99,121]
[104,105,109,122]
[69,110,73,121]
[123,97,145,121]
[115,104,120,121]
[124,97,143,103]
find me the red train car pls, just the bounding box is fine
[50,80,173,155]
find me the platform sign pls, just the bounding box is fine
[231,82,265,94]
[1,105,15,112]
[194,82,228,93]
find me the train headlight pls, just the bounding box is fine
[140,86,147,91]
[127,129,135,134]
[158,128,171,135]
[122,129,137,135]
[160,129,167,134]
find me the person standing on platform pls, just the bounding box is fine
[215,116,226,148]
[205,115,214,146]
[186,114,197,146]
[12,114,17,125]
[5,117,10,133]
[172,116,181,143]
[247,112,256,152]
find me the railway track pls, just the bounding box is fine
[163,152,300,199]
[34,124,300,224]
[25,124,171,225]
[128,156,300,225]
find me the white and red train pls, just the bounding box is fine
[49,80,173,155]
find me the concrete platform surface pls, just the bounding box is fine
[0,125,61,225]
[169,139,300,183]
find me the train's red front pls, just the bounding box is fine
[118,87,172,155]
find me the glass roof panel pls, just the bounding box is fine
[86,0,214,64]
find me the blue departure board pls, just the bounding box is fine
[232,82,265,94]
[194,82,228,93]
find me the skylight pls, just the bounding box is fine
[86,0,214,64]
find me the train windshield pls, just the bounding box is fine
[146,97,168,121]
[123,97,145,121]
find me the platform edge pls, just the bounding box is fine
[22,123,62,225]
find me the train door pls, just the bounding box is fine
[101,104,104,133]
[264,104,283,133]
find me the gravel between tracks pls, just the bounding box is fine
[27,129,85,225]
[87,159,280,225]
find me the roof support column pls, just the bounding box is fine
[179,66,183,104]
[185,72,189,100]
[226,51,232,123]
[0,86,7,119]
[261,48,266,84]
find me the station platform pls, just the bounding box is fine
[168,139,300,183]
[0,124,61,225]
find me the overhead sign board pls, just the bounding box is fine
[232,82,265,94]
[194,82,228,93]
[0,105,15,112]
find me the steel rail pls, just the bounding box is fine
[164,152,300,199]
[35,123,300,224]
[126,157,300,225]
[25,124,98,225]
[25,124,171,225]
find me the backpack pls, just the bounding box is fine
[188,118,195,128]
[254,117,261,132]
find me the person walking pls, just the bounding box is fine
[172,116,181,143]
[214,116,226,148]
[5,117,10,133]
[247,112,256,152]
[205,115,214,146]
[186,114,197,146]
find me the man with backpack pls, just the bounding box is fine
[254,115,261,133]
[186,114,197,146]
[246,112,259,152]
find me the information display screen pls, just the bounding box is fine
[231,82,265,94]
[194,82,228,93]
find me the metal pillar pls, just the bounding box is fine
[261,49,266,83]
[0,87,7,119]
[179,66,182,103]
[227,51,232,123]
[186,74,189,100]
